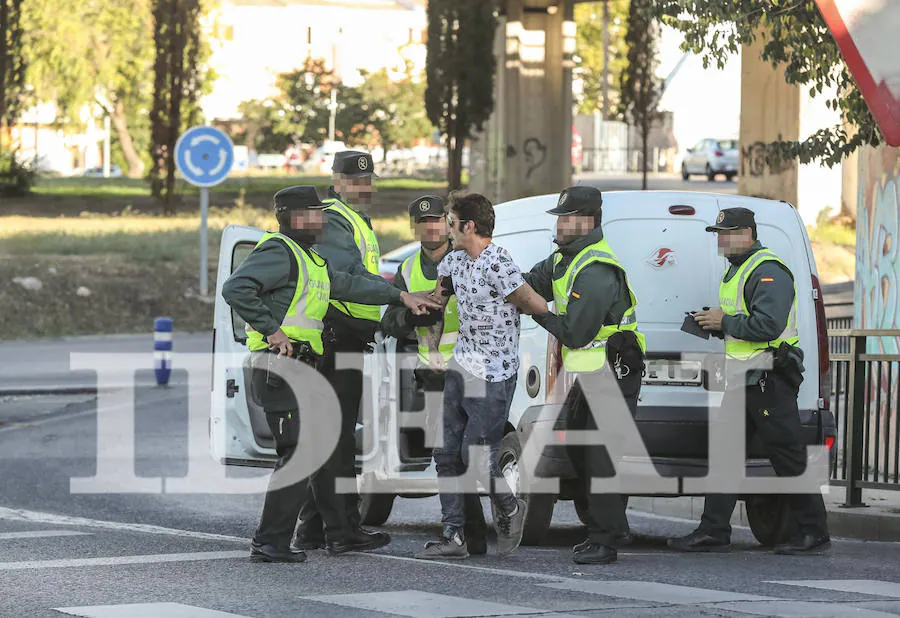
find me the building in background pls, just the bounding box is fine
[202,0,427,121]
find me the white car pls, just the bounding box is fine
[82,165,123,178]
[301,140,348,176]
[682,139,739,182]
[211,192,835,546]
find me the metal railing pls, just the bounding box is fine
[826,328,900,506]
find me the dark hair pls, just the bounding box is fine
[447,191,495,237]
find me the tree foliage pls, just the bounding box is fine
[148,0,211,213]
[619,0,662,190]
[426,0,498,190]
[653,0,880,168]
[357,62,434,159]
[574,0,629,117]
[0,0,26,142]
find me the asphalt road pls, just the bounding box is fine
[1,390,898,618]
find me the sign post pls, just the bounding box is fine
[175,125,235,297]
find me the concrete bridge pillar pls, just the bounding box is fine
[470,0,575,203]
[738,34,801,204]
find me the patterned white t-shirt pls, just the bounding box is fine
[437,244,525,382]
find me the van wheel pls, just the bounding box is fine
[498,431,556,545]
[358,474,395,526]
[745,495,794,547]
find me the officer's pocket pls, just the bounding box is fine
[249,352,295,413]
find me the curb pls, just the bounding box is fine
[627,496,900,543]
[0,386,98,397]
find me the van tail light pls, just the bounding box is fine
[824,436,835,450]
[714,150,724,157]
[811,275,831,411]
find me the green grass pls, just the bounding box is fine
[808,222,856,248]
[33,175,446,199]
[0,208,415,262]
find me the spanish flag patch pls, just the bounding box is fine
[760,277,775,283]
[571,291,581,299]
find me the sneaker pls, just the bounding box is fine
[667,530,731,553]
[494,497,526,556]
[415,532,469,560]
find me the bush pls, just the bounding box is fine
[0,150,37,197]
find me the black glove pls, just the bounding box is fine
[407,308,442,327]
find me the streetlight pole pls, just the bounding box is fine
[602,0,610,120]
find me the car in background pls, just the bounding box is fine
[301,140,348,176]
[82,165,123,178]
[378,241,419,284]
[681,138,739,182]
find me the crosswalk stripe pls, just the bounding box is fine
[55,602,254,618]
[768,580,900,598]
[0,550,246,570]
[538,580,774,604]
[718,600,899,617]
[0,531,92,540]
[303,590,579,617]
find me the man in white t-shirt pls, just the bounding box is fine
[415,192,548,560]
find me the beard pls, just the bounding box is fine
[422,239,447,251]
[280,224,321,246]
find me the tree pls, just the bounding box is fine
[22,0,155,177]
[574,0,629,117]
[358,63,434,160]
[618,0,662,190]
[426,0,498,190]
[148,0,210,213]
[0,0,26,145]
[653,0,880,168]
[236,98,293,154]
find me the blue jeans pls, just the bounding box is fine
[434,362,519,535]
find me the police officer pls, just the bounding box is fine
[668,207,830,555]
[295,150,387,549]
[524,186,646,565]
[380,195,488,555]
[222,186,439,562]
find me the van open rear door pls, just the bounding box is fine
[210,224,275,467]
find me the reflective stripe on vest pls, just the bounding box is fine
[719,248,799,361]
[401,251,459,363]
[245,232,330,354]
[551,238,646,373]
[324,198,382,322]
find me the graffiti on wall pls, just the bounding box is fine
[740,136,795,178]
[856,146,900,351]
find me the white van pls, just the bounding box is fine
[211,191,836,546]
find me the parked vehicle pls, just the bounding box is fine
[300,140,348,176]
[82,165,123,178]
[211,191,835,546]
[682,139,739,182]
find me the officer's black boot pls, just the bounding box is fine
[250,541,307,563]
[667,529,731,552]
[573,543,617,565]
[774,534,831,555]
[327,527,391,555]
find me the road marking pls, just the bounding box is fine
[0,550,247,571]
[55,602,254,618]
[0,530,92,540]
[718,600,899,617]
[303,590,578,617]
[768,580,900,598]
[0,408,96,435]
[0,507,247,544]
[538,580,775,604]
[355,551,568,583]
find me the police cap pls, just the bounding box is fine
[332,150,376,177]
[546,186,603,215]
[705,207,756,232]
[408,195,445,222]
[274,185,325,214]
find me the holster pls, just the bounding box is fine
[770,341,805,390]
[606,330,646,398]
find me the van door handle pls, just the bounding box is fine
[226,379,239,398]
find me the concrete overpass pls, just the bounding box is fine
[471,0,806,208]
